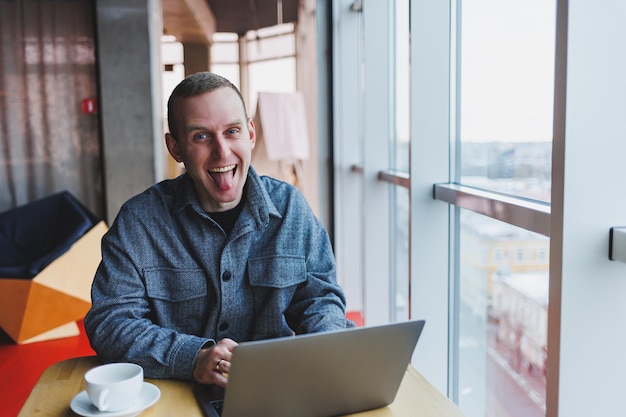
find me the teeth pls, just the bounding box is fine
[208,165,235,173]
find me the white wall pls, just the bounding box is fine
[549,1,626,416]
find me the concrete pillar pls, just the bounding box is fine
[95,0,164,223]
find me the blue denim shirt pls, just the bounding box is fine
[85,167,354,381]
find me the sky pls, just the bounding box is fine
[460,0,557,143]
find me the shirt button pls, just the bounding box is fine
[219,322,229,331]
[222,270,232,282]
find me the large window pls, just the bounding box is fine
[333,0,555,414]
[210,32,241,90]
[451,2,556,416]
[210,24,296,116]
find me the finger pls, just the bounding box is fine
[216,338,238,356]
[222,338,239,349]
[215,360,231,375]
[208,338,238,384]
[213,371,229,388]
[212,339,238,365]
[213,339,236,357]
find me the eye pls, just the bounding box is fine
[226,128,240,136]
[192,132,209,142]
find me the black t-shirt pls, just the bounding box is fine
[207,197,245,235]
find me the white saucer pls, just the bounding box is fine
[70,382,160,417]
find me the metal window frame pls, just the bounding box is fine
[377,172,550,237]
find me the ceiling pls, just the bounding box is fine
[162,0,299,43]
[207,0,299,35]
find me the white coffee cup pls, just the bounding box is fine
[84,363,144,412]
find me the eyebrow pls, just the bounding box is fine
[184,120,245,135]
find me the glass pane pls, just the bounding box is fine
[391,0,410,323]
[210,36,240,88]
[458,0,556,202]
[457,209,548,417]
[247,33,295,62]
[211,64,241,90]
[213,32,238,42]
[248,58,296,116]
[394,0,410,173]
[392,186,410,321]
[246,23,294,39]
[211,41,239,64]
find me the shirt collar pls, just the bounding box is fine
[244,166,282,229]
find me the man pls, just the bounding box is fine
[84,72,354,388]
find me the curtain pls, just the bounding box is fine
[0,0,102,218]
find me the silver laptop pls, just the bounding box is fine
[193,319,425,417]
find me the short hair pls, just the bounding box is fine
[166,72,248,140]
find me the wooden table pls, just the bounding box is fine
[18,356,466,416]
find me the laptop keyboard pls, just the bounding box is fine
[210,400,225,417]
[193,384,226,417]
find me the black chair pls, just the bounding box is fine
[0,191,99,279]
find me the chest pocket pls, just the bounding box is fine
[247,256,306,338]
[247,256,306,288]
[144,267,209,332]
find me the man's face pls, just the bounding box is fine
[165,87,256,212]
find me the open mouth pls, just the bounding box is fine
[208,164,237,191]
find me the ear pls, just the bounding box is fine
[165,133,183,163]
[248,118,256,149]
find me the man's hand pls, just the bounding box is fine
[193,338,238,387]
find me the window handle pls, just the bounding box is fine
[609,227,626,262]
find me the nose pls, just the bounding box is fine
[211,136,231,159]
